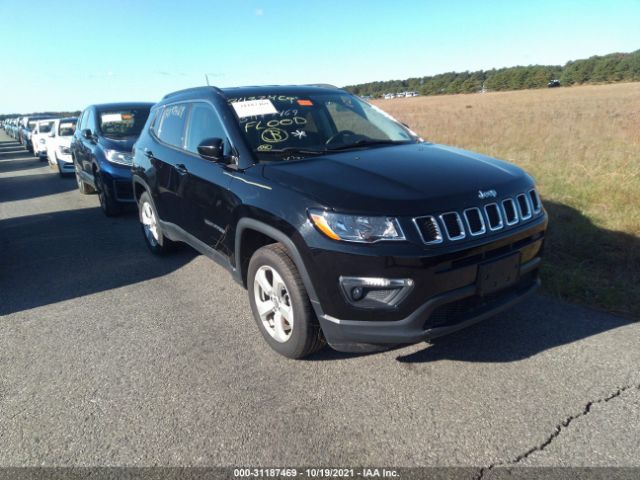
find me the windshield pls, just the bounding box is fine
[99,108,150,138]
[38,122,54,133]
[27,121,37,129]
[58,120,77,136]
[227,92,419,160]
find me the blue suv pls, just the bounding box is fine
[71,102,153,216]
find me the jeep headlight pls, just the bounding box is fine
[309,210,405,243]
[105,149,133,166]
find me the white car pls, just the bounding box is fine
[46,117,78,176]
[31,119,57,160]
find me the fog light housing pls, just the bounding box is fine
[339,277,414,309]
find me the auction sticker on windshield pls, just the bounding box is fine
[102,113,123,123]
[232,99,278,118]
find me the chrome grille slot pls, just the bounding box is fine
[528,189,541,213]
[413,216,443,244]
[517,194,532,220]
[484,203,503,230]
[463,208,485,236]
[440,212,465,240]
[502,198,518,225]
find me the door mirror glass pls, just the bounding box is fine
[82,129,93,140]
[197,138,224,161]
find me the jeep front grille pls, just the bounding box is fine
[413,189,542,244]
[463,208,485,236]
[528,189,541,213]
[517,194,532,220]
[440,212,465,240]
[412,215,443,244]
[502,198,518,225]
[484,203,503,230]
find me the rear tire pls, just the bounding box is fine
[138,191,176,254]
[248,243,325,359]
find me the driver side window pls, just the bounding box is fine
[185,103,229,155]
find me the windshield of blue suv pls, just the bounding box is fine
[227,92,420,160]
[99,108,150,138]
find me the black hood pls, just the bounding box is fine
[263,143,534,216]
[98,136,138,153]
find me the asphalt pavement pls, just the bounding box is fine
[0,131,638,474]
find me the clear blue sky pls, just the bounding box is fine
[1,0,638,113]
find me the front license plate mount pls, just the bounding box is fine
[477,253,521,296]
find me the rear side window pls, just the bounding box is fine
[185,103,229,154]
[156,104,189,148]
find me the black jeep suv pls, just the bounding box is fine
[132,85,547,359]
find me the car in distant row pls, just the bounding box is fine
[384,91,419,99]
[32,119,56,160]
[46,117,78,176]
[1,114,79,176]
[2,118,21,138]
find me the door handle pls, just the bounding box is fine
[176,163,188,175]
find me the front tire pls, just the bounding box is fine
[95,171,122,217]
[75,163,95,194]
[138,191,176,254]
[248,244,325,359]
[56,157,67,177]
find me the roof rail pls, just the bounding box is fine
[162,85,224,100]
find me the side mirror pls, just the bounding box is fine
[48,131,55,138]
[82,129,93,140]
[197,138,225,162]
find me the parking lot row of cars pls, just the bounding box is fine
[2,115,78,176]
[1,85,547,359]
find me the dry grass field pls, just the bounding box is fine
[373,83,640,318]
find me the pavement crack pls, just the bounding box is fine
[473,383,639,479]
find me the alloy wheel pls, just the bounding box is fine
[140,201,159,246]
[253,265,294,343]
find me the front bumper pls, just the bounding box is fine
[57,155,75,171]
[319,260,540,352]
[308,213,547,352]
[99,163,135,203]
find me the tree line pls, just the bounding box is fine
[345,50,640,97]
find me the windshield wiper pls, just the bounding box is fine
[257,147,327,157]
[326,139,408,151]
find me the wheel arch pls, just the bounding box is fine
[132,175,151,203]
[235,218,323,317]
